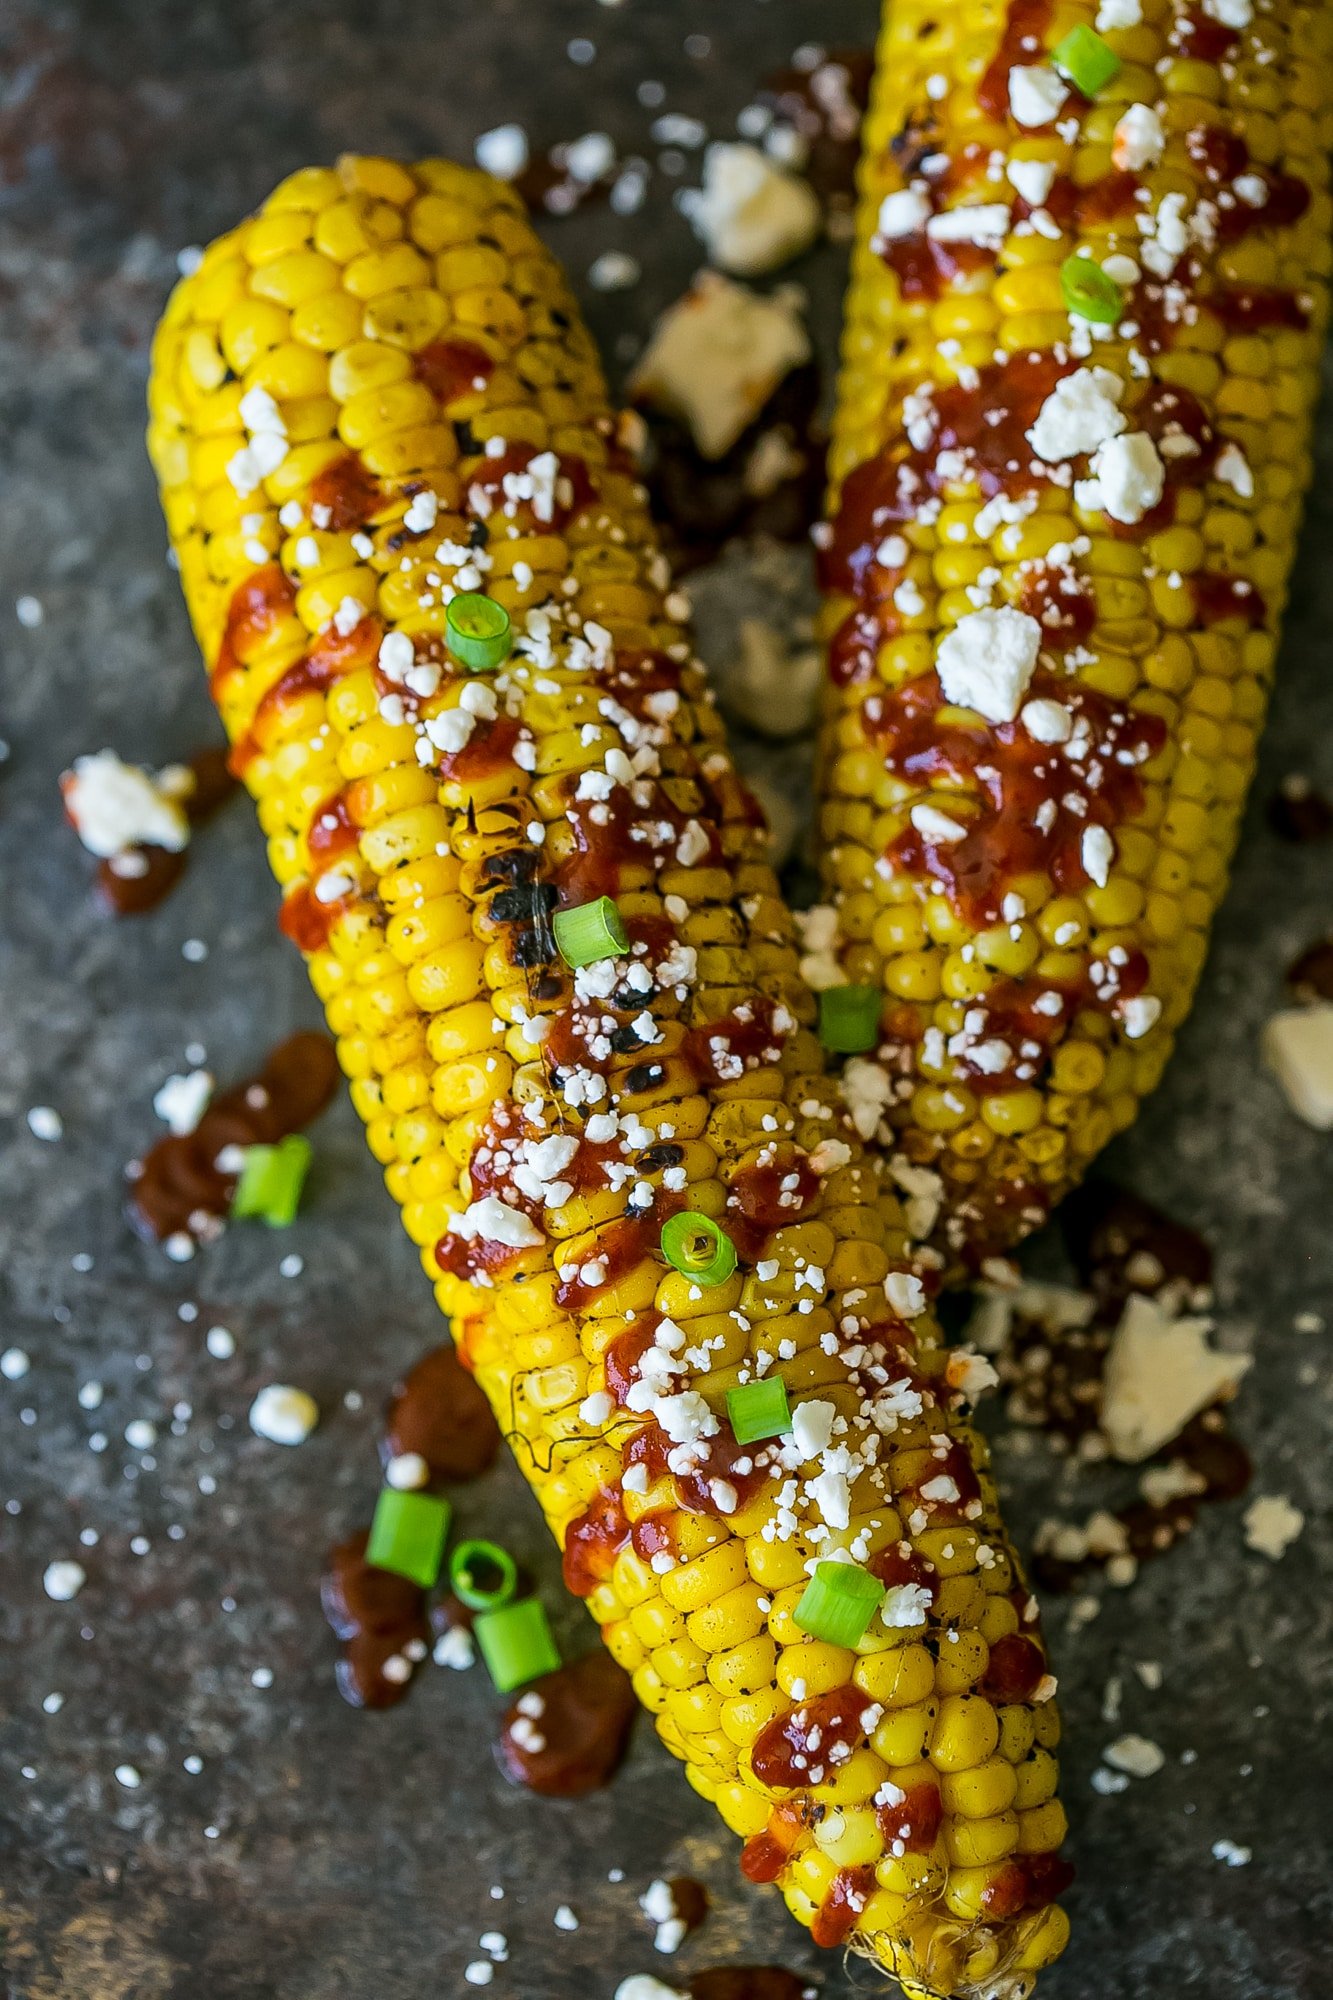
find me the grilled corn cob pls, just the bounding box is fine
[149,156,1070,1996]
[813,0,1331,1268]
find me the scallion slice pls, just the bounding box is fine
[1061,253,1124,325]
[552,895,629,968]
[366,1488,451,1590]
[445,591,513,672]
[229,1134,312,1227]
[726,1376,792,1445]
[1052,24,1121,96]
[449,1537,519,1612]
[793,1561,886,1648]
[475,1594,561,1693]
[660,1211,737,1288]
[818,984,881,1055]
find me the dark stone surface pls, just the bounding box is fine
[0,3,1330,1996]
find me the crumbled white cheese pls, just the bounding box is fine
[1202,0,1251,24]
[1006,157,1058,207]
[613,1978,688,2000]
[1112,103,1165,173]
[1103,1734,1165,1778]
[936,607,1042,724]
[1009,66,1070,128]
[152,1070,214,1136]
[1021,697,1073,744]
[62,751,190,857]
[248,1384,319,1446]
[1100,1293,1252,1463]
[629,271,811,461]
[875,186,932,246]
[1214,442,1254,499]
[910,801,969,844]
[1074,822,1116,892]
[1028,367,1126,463]
[681,142,822,275]
[474,123,529,180]
[926,203,1012,250]
[385,1452,430,1491]
[790,1398,837,1460]
[886,1271,927,1319]
[1076,431,1165,525]
[1119,995,1162,1040]
[447,1195,544,1250]
[1096,0,1141,23]
[1243,1493,1304,1560]
[43,1560,86,1601]
[840,1057,893,1141]
[1262,1004,1333,1129]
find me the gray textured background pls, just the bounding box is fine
[0,3,1330,1996]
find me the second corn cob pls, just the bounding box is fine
[148,156,1071,1997]
[812,0,1332,1269]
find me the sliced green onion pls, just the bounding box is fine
[818,984,881,1055]
[794,1561,886,1648]
[229,1134,312,1227]
[474,1594,561,1693]
[552,894,629,968]
[366,1488,451,1589]
[727,1376,792,1445]
[1052,24,1121,97]
[449,1537,519,1612]
[660,1211,737,1288]
[1060,253,1124,325]
[445,591,513,671]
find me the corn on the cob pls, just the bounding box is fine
[149,156,1070,1997]
[814,0,1332,1268]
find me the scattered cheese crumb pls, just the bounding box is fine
[1262,1004,1333,1129]
[1100,1294,1251,1463]
[629,271,810,461]
[1103,1733,1166,1778]
[681,142,821,275]
[1243,1493,1304,1560]
[248,1384,320,1446]
[43,1560,86,1602]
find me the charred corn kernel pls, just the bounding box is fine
[816,0,1332,1272]
[152,153,1066,1994]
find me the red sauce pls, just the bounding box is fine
[1174,5,1238,61]
[980,1631,1047,1703]
[880,229,993,303]
[1042,169,1141,231]
[309,451,382,532]
[684,997,793,1089]
[724,1150,820,1263]
[605,646,686,721]
[621,1416,772,1521]
[690,1971,809,2000]
[827,604,895,687]
[231,613,385,773]
[277,879,349,955]
[494,1649,637,1796]
[1192,570,1267,628]
[383,1342,501,1483]
[128,1030,339,1244]
[307,788,358,861]
[630,1508,678,1566]
[93,744,238,916]
[977,0,1055,121]
[552,773,720,911]
[740,1801,808,1884]
[901,1437,983,1523]
[211,563,298,697]
[811,1864,876,1949]
[867,1539,939,1610]
[413,338,495,407]
[820,350,1070,612]
[1210,284,1309,332]
[981,1850,1075,1919]
[757,45,874,204]
[434,711,523,790]
[876,1779,944,1854]
[865,669,1165,926]
[1017,561,1096,647]
[751,1684,871,1790]
[553,1193,684,1311]
[321,1529,429,1709]
[562,1483,629,1597]
[463,442,594,535]
[604,1318,657,1406]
